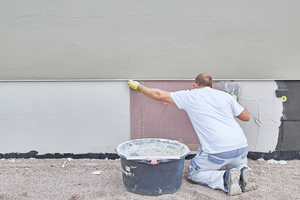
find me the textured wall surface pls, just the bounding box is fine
[1,0,300,80]
[0,82,130,154]
[238,81,283,152]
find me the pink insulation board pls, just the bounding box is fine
[130,81,227,151]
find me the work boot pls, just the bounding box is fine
[223,168,242,196]
[240,167,257,192]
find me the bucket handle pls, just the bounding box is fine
[147,158,160,165]
[138,158,174,165]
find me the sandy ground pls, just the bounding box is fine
[0,158,299,200]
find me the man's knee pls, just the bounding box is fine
[188,165,210,185]
[187,164,196,180]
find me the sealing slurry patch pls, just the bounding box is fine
[275,81,300,151]
[0,158,299,199]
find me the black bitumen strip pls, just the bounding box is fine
[0,151,120,160]
[247,150,300,160]
[1,151,300,160]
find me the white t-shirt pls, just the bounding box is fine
[171,87,248,154]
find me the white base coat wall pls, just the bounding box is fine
[0,81,282,154]
[237,81,282,152]
[0,82,130,154]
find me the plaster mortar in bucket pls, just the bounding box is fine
[115,138,190,196]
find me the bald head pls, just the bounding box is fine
[195,73,213,88]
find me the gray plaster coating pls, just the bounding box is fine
[1,1,300,80]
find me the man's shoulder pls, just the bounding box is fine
[172,89,193,95]
[210,87,230,95]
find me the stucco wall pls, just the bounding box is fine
[1,0,300,80]
[0,82,130,154]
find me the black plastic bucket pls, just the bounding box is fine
[115,138,190,196]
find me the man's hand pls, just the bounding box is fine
[232,94,238,101]
[128,80,175,104]
[128,80,141,91]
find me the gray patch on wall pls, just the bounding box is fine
[275,81,300,151]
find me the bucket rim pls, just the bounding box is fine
[115,138,190,161]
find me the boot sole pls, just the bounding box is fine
[241,168,257,192]
[228,168,242,196]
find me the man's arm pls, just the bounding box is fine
[128,80,175,104]
[237,107,250,121]
[139,85,175,104]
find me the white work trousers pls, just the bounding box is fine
[187,146,249,191]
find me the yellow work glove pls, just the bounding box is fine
[128,80,141,91]
[232,94,238,101]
